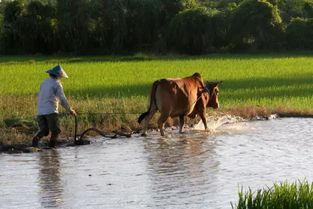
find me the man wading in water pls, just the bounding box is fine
[32,65,76,147]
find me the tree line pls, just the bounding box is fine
[1,0,313,55]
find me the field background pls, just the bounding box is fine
[1,54,313,144]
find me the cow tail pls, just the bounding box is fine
[138,80,159,124]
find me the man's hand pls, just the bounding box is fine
[70,109,77,116]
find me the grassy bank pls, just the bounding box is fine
[233,180,313,209]
[1,54,313,145]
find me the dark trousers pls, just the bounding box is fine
[32,113,61,147]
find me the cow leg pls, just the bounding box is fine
[142,108,157,136]
[199,112,208,130]
[158,113,169,136]
[179,115,185,133]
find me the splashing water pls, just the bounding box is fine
[193,114,245,131]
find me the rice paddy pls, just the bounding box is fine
[1,53,313,144]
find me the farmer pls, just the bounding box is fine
[32,65,76,147]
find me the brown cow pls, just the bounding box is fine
[138,72,221,136]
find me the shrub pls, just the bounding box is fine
[286,17,313,50]
[1,0,24,54]
[167,7,216,54]
[230,0,284,51]
[18,1,57,53]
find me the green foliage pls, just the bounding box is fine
[286,17,313,49]
[18,1,57,53]
[122,0,163,50]
[167,7,216,54]
[1,0,313,54]
[159,0,198,22]
[0,1,6,53]
[303,0,313,17]
[233,180,313,209]
[230,0,283,50]
[2,0,24,54]
[212,7,235,50]
[278,0,308,22]
[91,0,128,52]
[2,0,57,54]
[56,0,94,53]
[198,0,240,8]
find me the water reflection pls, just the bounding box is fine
[144,131,220,208]
[38,149,63,208]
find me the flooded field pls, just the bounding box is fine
[1,118,313,209]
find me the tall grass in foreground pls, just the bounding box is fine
[232,180,313,209]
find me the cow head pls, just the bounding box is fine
[205,81,222,109]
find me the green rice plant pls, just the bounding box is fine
[232,180,313,209]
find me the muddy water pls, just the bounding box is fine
[1,118,313,209]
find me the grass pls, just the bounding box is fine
[232,180,313,209]
[1,53,313,145]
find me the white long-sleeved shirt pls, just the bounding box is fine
[37,78,71,115]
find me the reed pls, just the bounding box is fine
[232,180,313,209]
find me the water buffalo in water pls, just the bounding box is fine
[138,72,221,136]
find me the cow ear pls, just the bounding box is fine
[218,81,223,85]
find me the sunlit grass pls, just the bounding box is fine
[232,180,313,209]
[2,55,313,109]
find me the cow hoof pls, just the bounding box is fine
[204,129,212,133]
[141,133,147,137]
